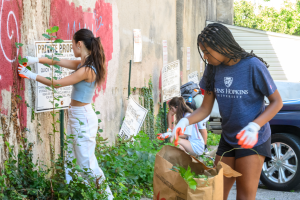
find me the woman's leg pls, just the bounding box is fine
[235,155,265,200]
[199,129,207,145]
[178,138,197,156]
[214,155,236,200]
[65,118,77,184]
[69,107,113,199]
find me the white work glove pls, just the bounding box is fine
[172,118,189,146]
[18,64,38,80]
[236,122,260,149]
[157,128,172,140]
[25,56,39,65]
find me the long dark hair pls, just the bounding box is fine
[73,29,106,85]
[168,97,193,124]
[197,23,269,93]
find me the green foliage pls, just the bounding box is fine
[96,131,172,199]
[198,155,214,168]
[17,55,28,65]
[234,0,300,36]
[140,77,155,140]
[137,76,168,139]
[41,26,65,169]
[171,165,210,190]
[0,137,108,199]
[207,131,221,146]
[154,102,168,135]
[15,42,23,49]
[171,165,198,190]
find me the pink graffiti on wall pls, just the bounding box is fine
[0,0,27,129]
[50,0,113,102]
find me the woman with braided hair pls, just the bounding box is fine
[172,23,283,200]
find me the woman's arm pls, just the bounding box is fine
[179,135,188,139]
[167,110,174,130]
[186,91,215,124]
[39,57,81,70]
[36,67,88,88]
[253,90,283,127]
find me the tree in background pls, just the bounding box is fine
[234,0,300,36]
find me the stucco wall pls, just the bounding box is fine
[0,0,233,166]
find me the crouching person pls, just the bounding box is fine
[165,97,205,156]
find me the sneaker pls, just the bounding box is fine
[204,147,210,155]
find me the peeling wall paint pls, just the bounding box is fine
[0,0,233,166]
[0,0,27,134]
[50,0,113,95]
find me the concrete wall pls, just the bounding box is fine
[0,0,233,165]
[207,0,234,25]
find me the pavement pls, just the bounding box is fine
[228,183,300,200]
[142,187,300,200]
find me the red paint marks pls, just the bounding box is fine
[49,0,113,102]
[0,0,27,128]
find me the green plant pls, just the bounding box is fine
[154,102,168,135]
[0,136,109,199]
[170,165,210,190]
[199,155,214,168]
[207,131,221,146]
[41,26,64,168]
[15,42,29,67]
[96,131,171,199]
[140,77,155,140]
[171,165,198,190]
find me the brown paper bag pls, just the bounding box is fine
[153,145,241,200]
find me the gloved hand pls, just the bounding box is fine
[18,64,38,80]
[236,122,260,149]
[157,128,172,140]
[25,56,39,65]
[173,118,189,146]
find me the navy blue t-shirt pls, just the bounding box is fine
[200,57,277,147]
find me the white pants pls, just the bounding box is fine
[66,104,113,199]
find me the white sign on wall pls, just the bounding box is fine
[118,97,148,139]
[188,71,199,84]
[187,47,191,70]
[133,29,142,62]
[163,40,168,66]
[161,60,181,102]
[34,40,79,113]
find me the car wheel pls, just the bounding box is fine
[260,133,300,191]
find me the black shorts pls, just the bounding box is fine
[216,135,271,162]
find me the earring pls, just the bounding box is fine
[78,47,80,49]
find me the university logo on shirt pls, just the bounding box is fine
[224,77,233,87]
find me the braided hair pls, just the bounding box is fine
[197,23,269,93]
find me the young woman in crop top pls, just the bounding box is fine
[18,29,113,199]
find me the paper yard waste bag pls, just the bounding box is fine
[153,145,241,200]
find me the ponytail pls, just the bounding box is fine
[73,29,107,85]
[168,97,193,124]
[90,37,106,85]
